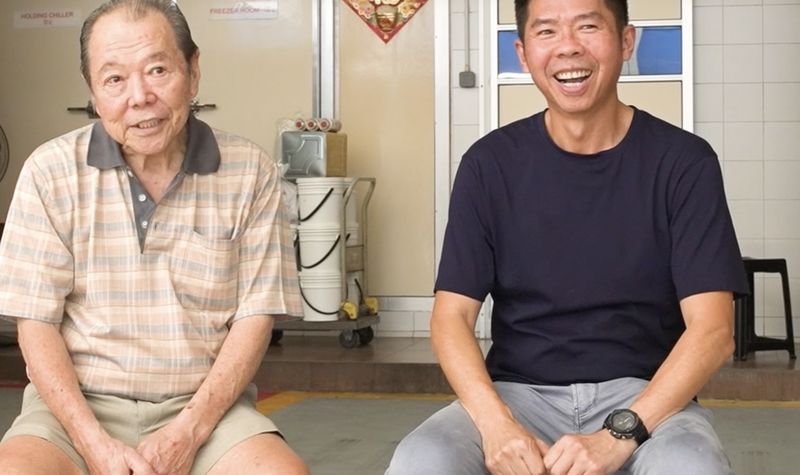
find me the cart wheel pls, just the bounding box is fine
[270,330,284,345]
[338,330,361,349]
[356,327,374,345]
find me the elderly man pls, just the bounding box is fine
[387,0,747,474]
[0,1,307,474]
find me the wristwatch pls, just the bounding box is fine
[603,409,649,446]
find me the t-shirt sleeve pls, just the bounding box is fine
[435,153,495,302]
[232,150,303,323]
[0,157,74,324]
[668,151,748,300]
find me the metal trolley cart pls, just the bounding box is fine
[272,177,379,348]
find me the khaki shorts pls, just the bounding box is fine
[1,383,280,474]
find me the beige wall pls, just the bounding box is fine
[0,0,94,219]
[182,1,313,155]
[340,5,435,296]
[0,1,313,220]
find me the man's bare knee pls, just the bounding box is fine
[208,433,308,475]
[0,436,82,475]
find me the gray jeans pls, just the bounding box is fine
[386,378,732,475]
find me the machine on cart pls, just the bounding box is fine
[272,177,378,348]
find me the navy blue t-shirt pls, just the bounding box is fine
[436,108,748,386]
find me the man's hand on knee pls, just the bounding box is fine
[136,420,202,475]
[481,416,550,475]
[544,430,636,475]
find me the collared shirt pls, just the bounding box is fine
[0,117,302,401]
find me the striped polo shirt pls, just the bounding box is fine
[0,117,302,401]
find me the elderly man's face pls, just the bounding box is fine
[87,8,199,158]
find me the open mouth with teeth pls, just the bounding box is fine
[135,119,162,129]
[555,69,592,84]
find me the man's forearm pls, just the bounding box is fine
[431,293,511,431]
[17,319,108,451]
[170,315,274,442]
[630,292,734,433]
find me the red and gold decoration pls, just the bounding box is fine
[343,0,429,43]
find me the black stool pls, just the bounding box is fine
[734,258,796,361]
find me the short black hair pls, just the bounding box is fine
[514,0,629,42]
[80,0,198,84]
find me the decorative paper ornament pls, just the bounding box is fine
[343,0,429,43]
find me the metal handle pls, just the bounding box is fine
[66,101,99,119]
[190,100,216,114]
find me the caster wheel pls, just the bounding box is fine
[338,330,361,349]
[356,327,374,345]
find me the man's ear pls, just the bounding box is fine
[514,38,530,74]
[621,24,636,62]
[189,51,201,98]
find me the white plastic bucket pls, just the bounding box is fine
[297,223,341,275]
[299,272,342,321]
[296,177,349,226]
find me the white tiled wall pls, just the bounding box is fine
[694,1,800,341]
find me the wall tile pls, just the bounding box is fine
[765,202,800,238]
[695,84,724,122]
[764,5,800,43]
[450,12,479,51]
[694,7,724,44]
[377,296,433,312]
[725,161,763,199]
[451,124,480,163]
[729,200,765,238]
[738,238,765,258]
[695,45,724,83]
[724,0,763,5]
[413,311,432,337]
[723,6,763,44]
[763,276,800,320]
[764,44,800,82]
[451,86,480,125]
[724,44,763,83]
[375,311,414,335]
[764,123,800,160]
[723,122,763,160]
[764,161,800,199]
[724,84,763,122]
[695,0,724,5]
[765,239,800,278]
[695,122,725,156]
[450,49,480,86]
[764,84,800,122]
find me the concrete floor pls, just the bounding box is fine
[1,387,798,474]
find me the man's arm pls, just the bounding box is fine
[135,314,274,474]
[17,319,155,475]
[631,290,734,430]
[432,290,549,475]
[543,290,734,475]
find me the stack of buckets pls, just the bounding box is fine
[296,177,361,321]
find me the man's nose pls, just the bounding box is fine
[127,75,154,107]
[556,30,584,57]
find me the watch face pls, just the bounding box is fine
[611,411,637,432]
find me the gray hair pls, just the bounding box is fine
[80,0,198,84]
